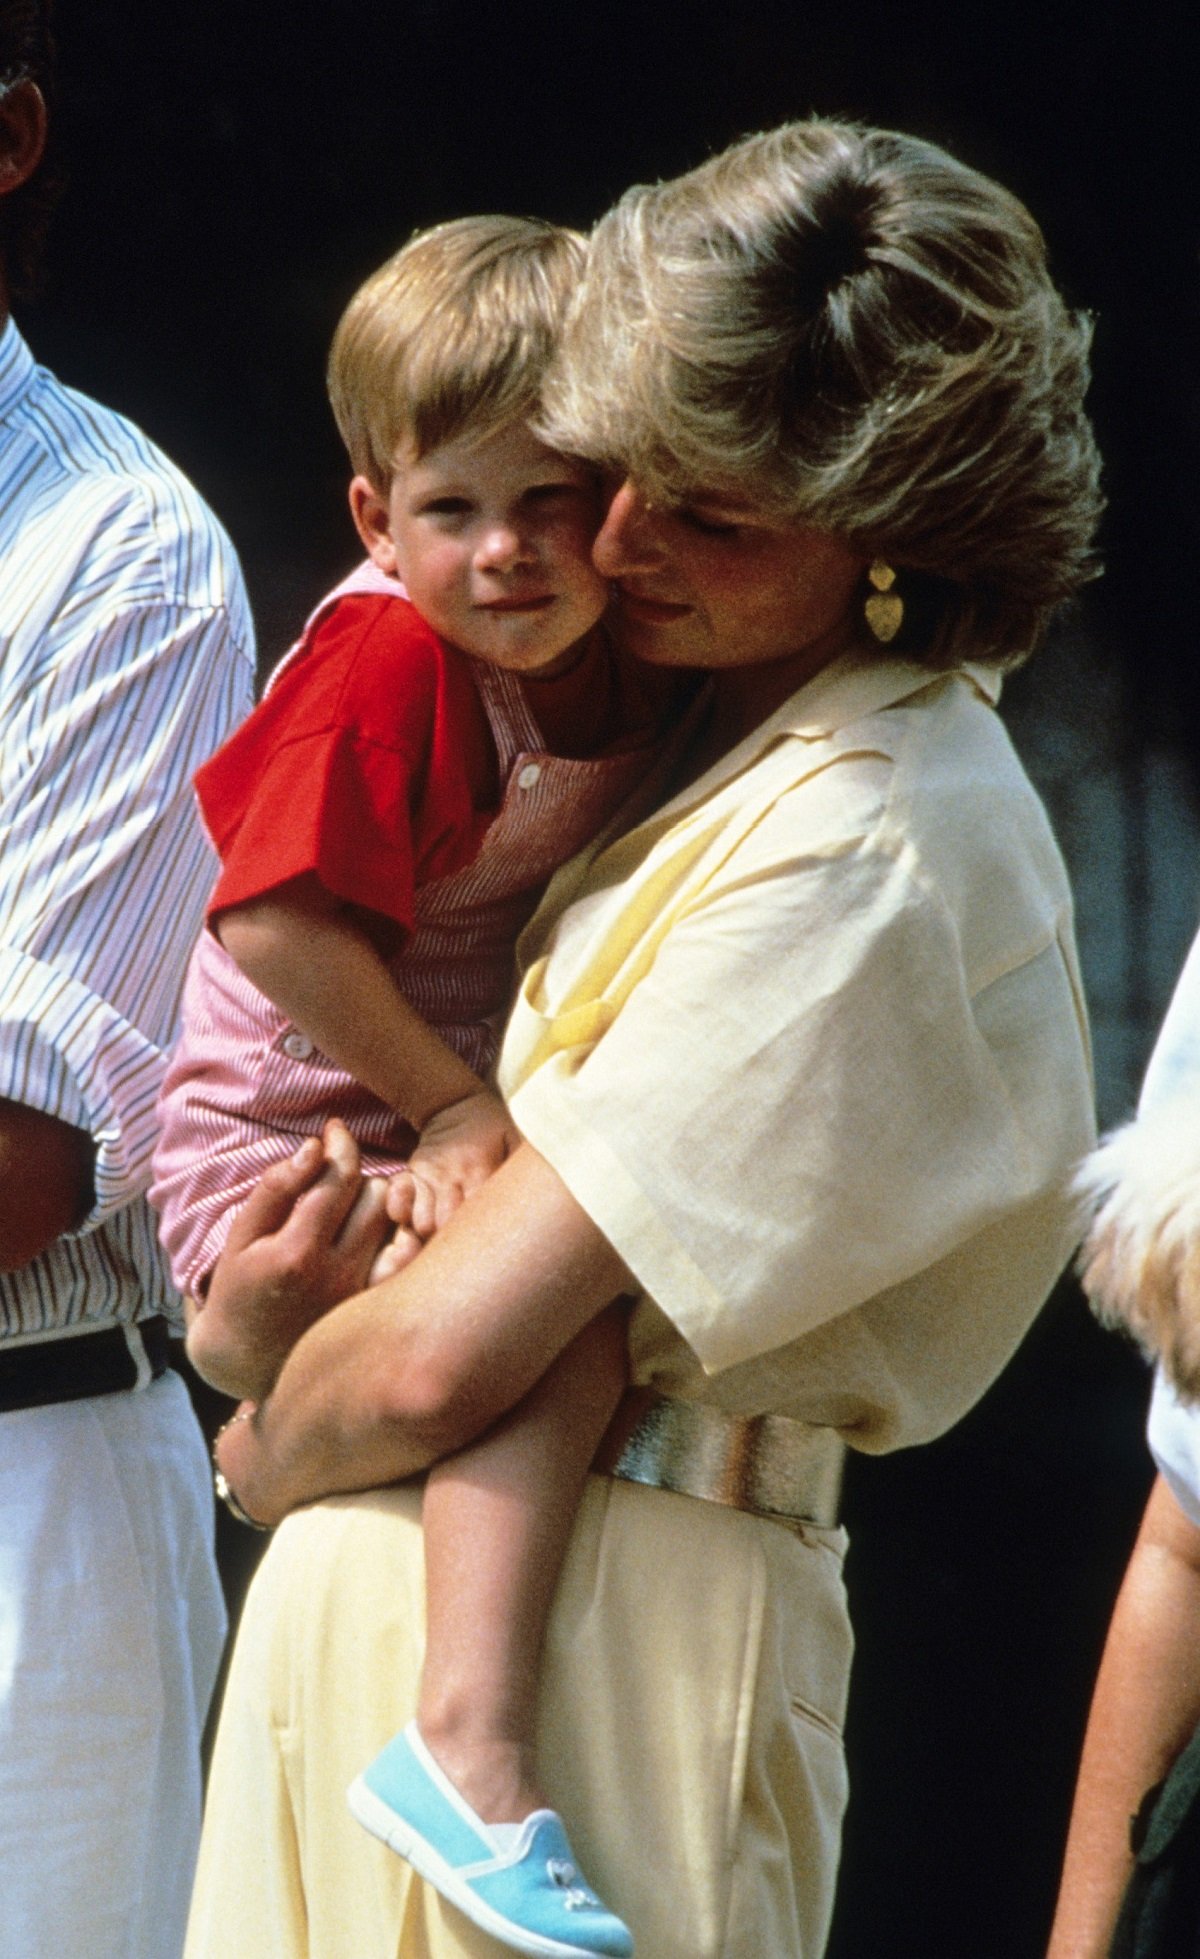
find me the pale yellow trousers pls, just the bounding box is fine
[186,1474,852,1958]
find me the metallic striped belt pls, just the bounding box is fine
[593,1388,844,1530]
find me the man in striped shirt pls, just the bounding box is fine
[0,12,255,1955]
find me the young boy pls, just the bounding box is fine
[152,217,672,1958]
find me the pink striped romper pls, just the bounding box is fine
[150,563,663,1297]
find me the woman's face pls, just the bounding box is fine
[593,481,866,676]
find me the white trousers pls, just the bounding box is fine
[0,1368,227,1959]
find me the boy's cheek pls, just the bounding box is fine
[398,548,464,611]
[552,509,609,572]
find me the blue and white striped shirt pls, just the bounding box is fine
[0,316,255,1340]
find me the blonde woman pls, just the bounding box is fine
[187,119,1100,1959]
[1049,931,1200,1958]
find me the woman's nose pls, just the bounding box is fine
[592,481,662,578]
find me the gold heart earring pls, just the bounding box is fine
[864,561,903,644]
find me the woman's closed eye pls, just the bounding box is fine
[524,478,597,508]
[675,506,742,539]
[524,483,575,505]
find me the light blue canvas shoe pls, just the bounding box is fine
[347,1723,634,1959]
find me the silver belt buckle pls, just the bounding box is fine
[595,1389,844,1529]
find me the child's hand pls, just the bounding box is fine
[405,1088,521,1238]
[363,1168,427,1285]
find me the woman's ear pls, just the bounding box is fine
[348,476,399,575]
[0,81,47,199]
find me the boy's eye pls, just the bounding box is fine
[420,497,472,518]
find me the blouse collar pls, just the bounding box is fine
[651,650,1004,829]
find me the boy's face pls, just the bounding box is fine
[350,422,608,673]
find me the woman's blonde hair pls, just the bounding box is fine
[541,121,1103,668]
[328,214,588,491]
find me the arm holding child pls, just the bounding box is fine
[205,1123,631,1524]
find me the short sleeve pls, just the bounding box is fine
[509,778,1075,1376]
[1140,925,1200,1118]
[1149,1367,1200,1528]
[197,595,491,929]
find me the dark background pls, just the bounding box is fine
[22,4,1199,1951]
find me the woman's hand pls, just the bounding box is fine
[186,1122,393,1400]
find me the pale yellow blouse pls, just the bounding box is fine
[500,651,1094,1453]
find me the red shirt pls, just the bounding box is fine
[196,592,498,934]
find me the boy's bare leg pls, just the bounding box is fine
[415,1300,629,1823]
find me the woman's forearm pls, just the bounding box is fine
[215,1139,632,1527]
[1047,1475,1200,1958]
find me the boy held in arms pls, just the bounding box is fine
[153,217,672,1959]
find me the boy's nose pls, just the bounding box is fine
[476,521,533,573]
[592,481,663,578]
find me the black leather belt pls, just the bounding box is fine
[0,1317,172,1414]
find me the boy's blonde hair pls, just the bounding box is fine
[328,215,588,491]
[541,121,1103,670]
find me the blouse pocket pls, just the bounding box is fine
[502,959,617,1085]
